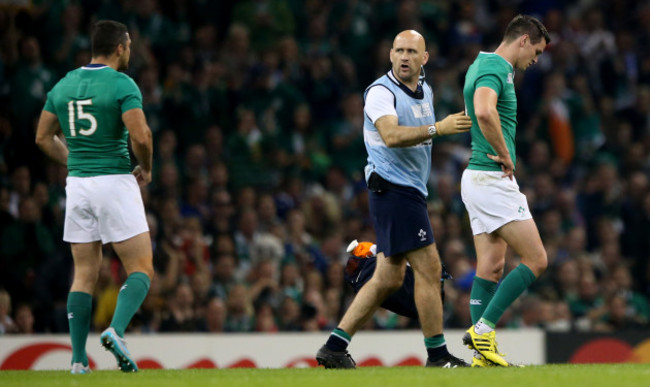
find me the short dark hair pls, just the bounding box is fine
[91,20,128,57]
[504,15,551,45]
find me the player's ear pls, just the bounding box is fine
[520,34,529,47]
[422,51,429,65]
[116,43,124,57]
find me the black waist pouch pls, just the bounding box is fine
[367,172,402,193]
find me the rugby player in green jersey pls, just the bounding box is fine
[460,15,550,367]
[36,20,153,374]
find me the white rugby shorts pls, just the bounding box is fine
[461,169,532,235]
[64,174,149,243]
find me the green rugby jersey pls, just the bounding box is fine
[463,52,517,171]
[43,64,142,177]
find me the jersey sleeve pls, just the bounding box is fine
[364,85,396,123]
[43,90,56,114]
[474,60,507,96]
[475,72,503,96]
[115,75,143,114]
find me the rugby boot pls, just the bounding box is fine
[316,345,356,369]
[462,326,512,367]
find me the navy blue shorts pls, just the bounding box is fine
[368,175,434,257]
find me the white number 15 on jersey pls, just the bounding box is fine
[67,99,97,136]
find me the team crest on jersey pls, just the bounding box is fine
[411,103,432,118]
[507,73,514,84]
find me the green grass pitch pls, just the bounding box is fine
[1,364,649,387]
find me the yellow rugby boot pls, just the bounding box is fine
[471,350,495,368]
[462,326,511,367]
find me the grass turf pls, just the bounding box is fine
[1,364,649,387]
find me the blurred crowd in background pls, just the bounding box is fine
[1,0,650,336]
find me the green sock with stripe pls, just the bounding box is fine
[482,264,537,326]
[110,272,151,337]
[67,291,92,366]
[425,334,450,361]
[326,327,351,352]
[470,276,498,324]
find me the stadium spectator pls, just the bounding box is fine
[247,258,280,308]
[593,293,647,332]
[160,282,199,332]
[254,302,279,332]
[0,289,17,334]
[210,253,238,300]
[7,166,32,218]
[224,283,254,332]
[0,197,56,306]
[92,258,121,332]
[198,296,227,333]
[13,303,35,334]
[277,296,302,331]
[10,37,55,156]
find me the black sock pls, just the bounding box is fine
[427,344,450,361]
[325,327,351,352]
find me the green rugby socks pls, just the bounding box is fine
[482,264,536,326]
[110,272,150,337]
[469,277,498,325]
[67,291,92,366]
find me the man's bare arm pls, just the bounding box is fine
[35,110,68,166]
[375,112,471,148]
[122,108,153,186]
[474,86,513,178]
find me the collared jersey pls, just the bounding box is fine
[43,64,142,177]
[463,52,517,171]
[363,70,435,197]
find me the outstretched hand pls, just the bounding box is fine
[436,111,472,136]
[132,165,152,187]
[486,153,514,180]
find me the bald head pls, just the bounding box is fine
[393,30,426,51]
[390,30,428,87]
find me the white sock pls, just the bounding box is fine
[474,321,494,335]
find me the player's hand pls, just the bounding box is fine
[486,153,514,180]
[132,165,152,186]
[436,111,472,136]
